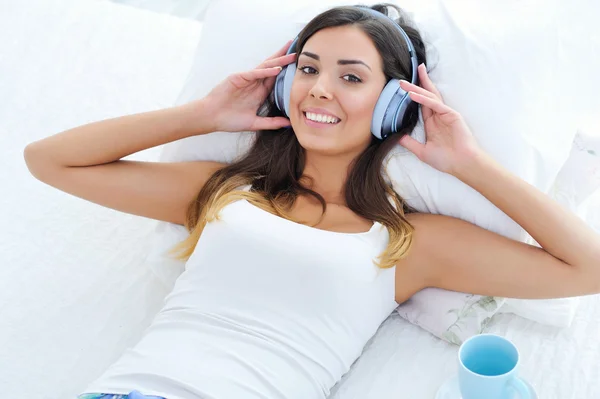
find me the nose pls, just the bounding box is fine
[309,74,334,101]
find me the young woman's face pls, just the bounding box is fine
[289,25,387,157]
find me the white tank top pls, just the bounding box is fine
[82,189,399,399]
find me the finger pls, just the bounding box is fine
[251,116,291,131]
[418,64,443,99]
[399,79,435,121]
[420,101,433,122]
[259,53,297,69]
[399,79,438,101]
[398,134,425,159]
[263,75,277,93]
[233,67,283,86]
[408,91,454,115]
[264,39,294,62]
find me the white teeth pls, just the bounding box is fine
[305,112,339,124]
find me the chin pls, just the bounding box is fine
[294,128,345,155]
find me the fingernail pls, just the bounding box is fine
[275,66,283,71]
[399,79,409,85]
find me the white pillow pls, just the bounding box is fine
[547,129,600,215]
[153,0,588,339]
[396,290,505,345]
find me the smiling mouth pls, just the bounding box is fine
[302,112,341,125]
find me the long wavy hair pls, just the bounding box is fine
[169,3,428,268]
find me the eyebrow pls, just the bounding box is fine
[300,51,372,71]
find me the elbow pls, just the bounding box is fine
[586,271,600,296]
[570,236,600,295]
[23,142,55,181]
[588,244,600,293]
[592,260,600,295]
[23,143,41,178]
[578,257,600,295]
[23,142,37,166]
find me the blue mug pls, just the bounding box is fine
[458,334,531,399]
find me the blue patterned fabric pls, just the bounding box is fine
[78,390,166,399]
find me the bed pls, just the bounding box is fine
[1,1,599,398]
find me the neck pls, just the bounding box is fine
[301,151,357,205]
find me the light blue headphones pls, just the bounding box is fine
[273,6,419,140]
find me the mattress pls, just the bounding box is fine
[1,1,599,399]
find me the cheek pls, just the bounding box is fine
[289,80,310,119]
[341,90,380,129]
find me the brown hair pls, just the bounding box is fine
[169,3,428,268]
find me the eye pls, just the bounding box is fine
[343,74,362,84]
[298,65,317,75]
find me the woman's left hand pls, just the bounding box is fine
[398,64,483,176]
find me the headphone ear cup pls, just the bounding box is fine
[273,37,299,117]
[371,79,402,139]
[281,62,296,117]
[372,79,415,139]
[274,63,296,117]
[273,67,286,113]
[391,84,413,134]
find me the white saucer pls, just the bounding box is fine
[435,375,538,399]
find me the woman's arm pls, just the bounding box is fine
[23,43,296,225]
[24,40,295,170]
[24,102,209,169]
[23,100,229,225]
[395,154,600,303]
[456,152,600,272]
[394,65,600,302]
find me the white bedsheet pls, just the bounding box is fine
[1,1,599,399]
[0,1,200,398]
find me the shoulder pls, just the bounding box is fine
[394,213,482,303]
[403,212,490,266]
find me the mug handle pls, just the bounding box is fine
[508,376,531,399]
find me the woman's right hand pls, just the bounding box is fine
[195,40,297,133]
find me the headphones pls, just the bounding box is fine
[273,6,419,140]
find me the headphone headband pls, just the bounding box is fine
[357,6,419,87]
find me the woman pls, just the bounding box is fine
[24,4,600,399]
